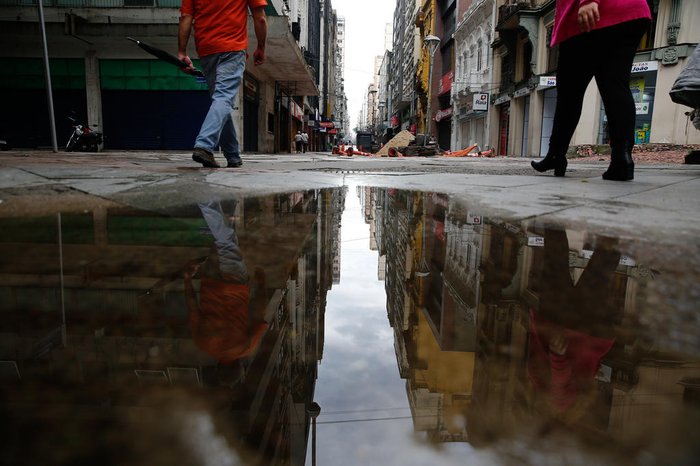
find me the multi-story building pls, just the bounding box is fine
[365,186,699,449]
[0,1,348,154]
[451,0,496,152]
[333,16,348,141]
[0,186,345,463]
[378,50,393,141]
[390,0,422,134]
[489,0,700,157]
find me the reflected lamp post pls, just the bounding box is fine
[423,35,441,146]
[308,402,321,466]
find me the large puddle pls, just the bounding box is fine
[0,185,698,465]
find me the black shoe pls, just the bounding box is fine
[603,141,634,181]
[226,160,243,168]
[602,162,634,181]
[192,147,220,168]
[531,154,567,177]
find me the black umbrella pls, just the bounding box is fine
[127,37,204,78]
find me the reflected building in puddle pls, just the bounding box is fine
[367,187,700,460]
[0,187,346,465]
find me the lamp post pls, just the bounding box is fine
[423,35,441,146]
[308,402,321,466]
[369,87,377,134]
[378,101,385,141]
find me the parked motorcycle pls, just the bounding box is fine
[66,114,103,152]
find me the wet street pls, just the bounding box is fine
[1,151,699,465]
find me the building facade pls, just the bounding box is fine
[390,0,422,135]
[451,0,496,152]
[488,0,700,157]
[0,0,346,154]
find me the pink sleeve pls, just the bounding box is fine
[549,352,575,410]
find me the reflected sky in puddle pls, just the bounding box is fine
[0,185,698,465]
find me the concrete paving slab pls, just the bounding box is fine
[57,177,166,196]
[1,150,698,246]
[617,177,700,211]
[0,166,49,188]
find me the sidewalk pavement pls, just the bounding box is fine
[1,150,698,250]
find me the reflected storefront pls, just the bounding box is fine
[1,186,699,465]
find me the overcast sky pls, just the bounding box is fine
[304,185,496,465]
[332,0,395,133]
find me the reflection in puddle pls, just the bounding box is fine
[0,186,698,465]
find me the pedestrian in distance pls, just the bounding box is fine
[178,0,268,169]
[531,0,652,180]
[301,130,309,153]
[294,131,303,153]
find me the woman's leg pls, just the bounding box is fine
[532,35,595,176]
[594,19,649,181]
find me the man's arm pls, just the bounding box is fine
[251,7,267,66]
[178,14,196,73]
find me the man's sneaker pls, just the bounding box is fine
[192,147,220,168]
[226,159,243,168]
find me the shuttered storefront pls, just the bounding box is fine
[0,58,87,149]
[100,59,210,150]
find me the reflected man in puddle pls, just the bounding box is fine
[185,200,268,384]
[528,228,622,426]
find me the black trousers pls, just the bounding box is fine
[539,228,621,338]
[548,19,649,156]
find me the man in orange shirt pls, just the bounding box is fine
[185,201,268,367]
[178,0,268,168]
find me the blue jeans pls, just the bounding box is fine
[195,51,246,164]
[198,200,248,283]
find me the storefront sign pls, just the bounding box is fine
[438,71,454,95]
[494,94,510,105]
[467,215,482,225]
[528,236,545,247]
[473,93,489,111]
[291,101,303,121]
[435,107,453,122]
[318,121,334,128]
[513,87,530,98]
[631,61,658,73]
[539,76,556,87]
[635,102,650,114]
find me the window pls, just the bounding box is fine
[476,40,483,71]
[546,26,559,72]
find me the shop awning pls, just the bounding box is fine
[246,16,319,96]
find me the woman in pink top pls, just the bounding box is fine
[531,0,652,180]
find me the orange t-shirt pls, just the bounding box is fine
[190,278,267,363]
[181,0,268,57]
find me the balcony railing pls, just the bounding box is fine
[0,0,181,7]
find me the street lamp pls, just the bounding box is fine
[423,34,441,146]
[308,402,321,466]
[369,87,378,133]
